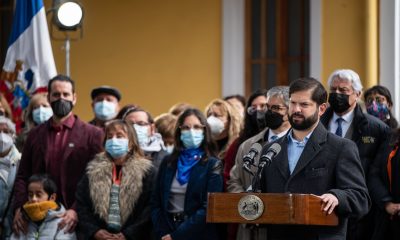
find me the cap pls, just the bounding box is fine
[91,86,121,101]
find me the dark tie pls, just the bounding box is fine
[335,118,344,137]
[270,135,278,142]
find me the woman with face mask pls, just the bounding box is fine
[151,108,223,240]
[15,93,53,151]
[205,99,242,160]
[0,117,21,239]
[364,85,398,129]
[76,120,155,240]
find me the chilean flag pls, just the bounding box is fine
[0,0,57,132]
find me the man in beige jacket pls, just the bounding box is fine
[227,86,291,240]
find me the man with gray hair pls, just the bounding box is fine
[227,86,291,240]
[0,116,21,238]
[320,69,389,240]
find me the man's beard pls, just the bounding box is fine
[289,109,319,130]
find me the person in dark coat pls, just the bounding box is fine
[363,85,398,129]
[319,69,389,240]
[76,120,154,239]
[368,128,400,240]
[12,75,104,235]
[151,108,223,240]
[261,77,370,240]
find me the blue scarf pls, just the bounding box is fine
[177,148,204,185]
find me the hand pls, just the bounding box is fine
[12,208,28,235]
[57,209,78,233]
[385,202,400,216]
[114,233,126,240]
[162,234,173,240]
[320,193,339,214]
[94,229,118,240]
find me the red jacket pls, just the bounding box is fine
[13,116,104,211]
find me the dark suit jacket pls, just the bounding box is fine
[151,155,223,240]
[260,122,370,240]
[368,134,399,239]
[13,116,104,211]
[320,105,389,175]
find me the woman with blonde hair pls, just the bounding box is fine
[0,93,13,119]
[205,99,242,160]
[16,93,52,151]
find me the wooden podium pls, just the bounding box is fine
[206,193,338,226]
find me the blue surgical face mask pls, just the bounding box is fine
[180,129,204,149]
[165,145,174,154]
[94,101,117,121]
[32,106,53,125]
[105,138,129,159]
[133,124,150,147]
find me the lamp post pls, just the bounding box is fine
[49,0,84,77]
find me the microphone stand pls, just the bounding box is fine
[244,161,270,240]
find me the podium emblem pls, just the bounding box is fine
[238,195,264,220]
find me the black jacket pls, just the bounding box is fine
[320,104,389,175]
[261,123,370,240]
[368,133,400,239]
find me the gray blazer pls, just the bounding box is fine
[260,122,370,240]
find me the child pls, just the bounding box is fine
[10,174,76,240]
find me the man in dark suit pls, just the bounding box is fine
[12,75,104,235]
[320,69,389,240]
[260,77,370,240]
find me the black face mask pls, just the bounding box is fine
[265,110,284,130]
[251,110,267,131]
[289,110,319,130]
[328,93,350,114]
[51,99,73,118]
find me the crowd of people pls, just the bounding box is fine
[0,68,399,240]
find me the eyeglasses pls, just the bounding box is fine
[366,96,387,104]
[179,124,205,131]
[267,104,287,112]
[247,103,268,115]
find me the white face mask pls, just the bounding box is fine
[0,132,13,153]
[207,116,225,137]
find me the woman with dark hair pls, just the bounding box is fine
[222,89,268,185]
[76,120,154,239]
[368,128,400,239]
[364,85,398,129]
[151,108,223,240]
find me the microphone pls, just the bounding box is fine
[242,143,262,173]
[259,143,281,168]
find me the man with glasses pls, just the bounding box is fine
[122,107,168,173]
[320,69,389,240]
[227,86,291,240]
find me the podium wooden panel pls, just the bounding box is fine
[206,193,338,226]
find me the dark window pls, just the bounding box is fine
[246,0,310,94]
[0,0,14,67]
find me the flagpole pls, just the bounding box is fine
[65,35,70,77]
